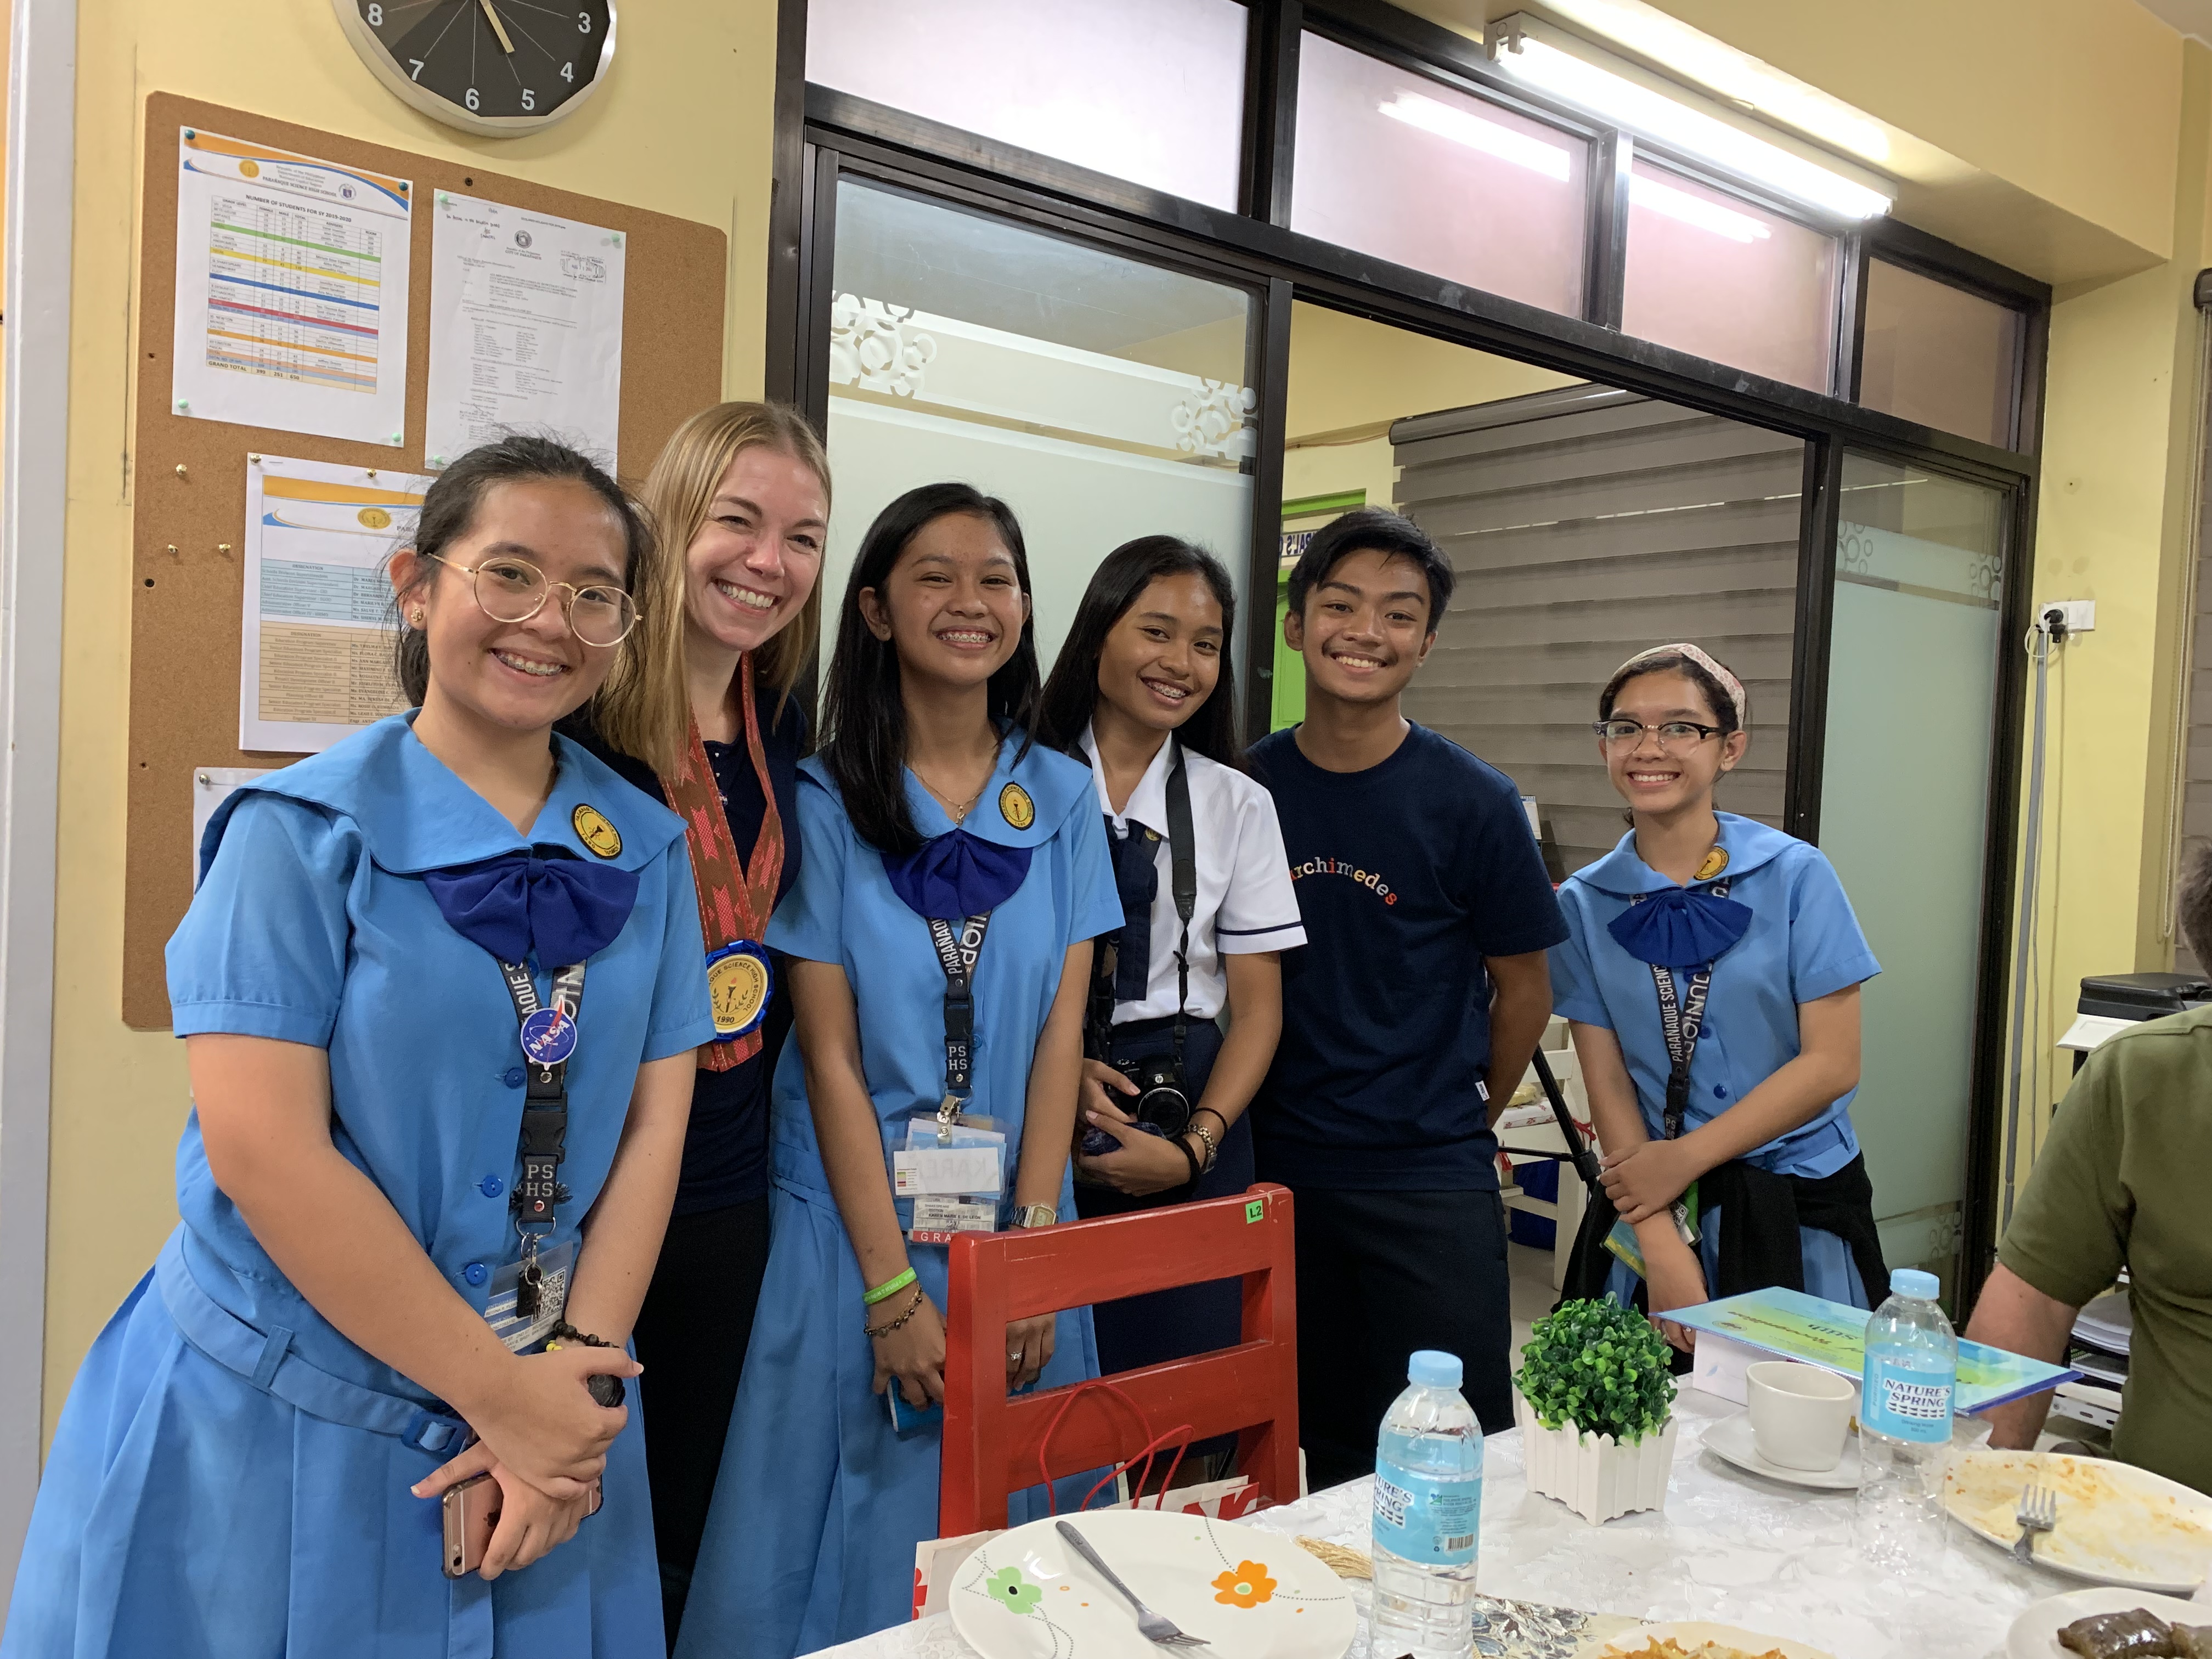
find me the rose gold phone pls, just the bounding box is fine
[442,1472,501,1579]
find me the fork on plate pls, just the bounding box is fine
[2012,1482,2058,1564]
[1054,1520,1211,1649]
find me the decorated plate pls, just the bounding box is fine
[947,1509,1356,1659]
[2005,1586,2207,1658]
[1946,1451,2212,1593]
[1603,1621,1838,1659]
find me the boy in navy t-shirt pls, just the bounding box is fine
[1251,506,1565,1487]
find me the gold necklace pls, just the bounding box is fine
[912,738,1001,825]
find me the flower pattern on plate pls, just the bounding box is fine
[1211,1560,1278,1609]
[981,1566,1041,1617]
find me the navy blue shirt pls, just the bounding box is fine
[567,682,805,1215]
[1249,723,1567,1192]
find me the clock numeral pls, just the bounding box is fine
[521,88,535,111]
[465,87,480,111]
[560,61,574,82]
[408,58,425,80]
[366,1,381,21]
[578,10,591,31]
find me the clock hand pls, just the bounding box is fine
[477,0,515,53]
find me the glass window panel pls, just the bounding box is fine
[806,0,1248,211]
[1622,162,1839,393]
[825,180,1256,674]
[1860,259,2021,448]
[1819,455,2005,1288]
[1290,32,1589,316]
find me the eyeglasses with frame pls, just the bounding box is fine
[424,551,637,647]
[1592,718,1727,749]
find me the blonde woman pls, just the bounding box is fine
[572,402,829,1643]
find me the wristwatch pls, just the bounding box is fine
[1008,1204,1058,1229]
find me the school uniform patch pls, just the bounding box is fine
[998,782,1035,831]
[572,804,623,859]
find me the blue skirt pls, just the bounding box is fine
[2,1251,660,1659]
[675,1180,1102,1658]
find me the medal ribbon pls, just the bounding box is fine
[661,653,786,1070]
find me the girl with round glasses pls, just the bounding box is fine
[5,437,715,1656]
[566,403,828,1644]
[1550,644,1887,1347]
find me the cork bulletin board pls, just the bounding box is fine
[123,93,728,1027]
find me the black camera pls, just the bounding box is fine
[1080,1054,1192,1155]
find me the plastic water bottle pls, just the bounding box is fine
[1372,1350,1482,1659]
[1857,1267,1958,1571]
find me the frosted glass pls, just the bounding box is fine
[1622,162,1838,392]
[1860,260,2021,448]
[825,181,1256,676]
[1290,33,1588,316]
[807,0,1248,211]
[1818,456,2004,1278]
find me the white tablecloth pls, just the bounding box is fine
[802,1389,2090,1659]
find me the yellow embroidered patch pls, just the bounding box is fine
[572,804,623,859]
[998,782,1035,831]
[1694,846,1730,882]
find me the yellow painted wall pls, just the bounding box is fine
[43,0,779,1438]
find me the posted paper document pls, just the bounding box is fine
[172,129,411,446]
[241,455,427,753]
[425,194,625,469]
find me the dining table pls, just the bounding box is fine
[799,1386,2136,1659]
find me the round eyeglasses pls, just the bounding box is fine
[1593,718,1725,749]
[426,552,637,647]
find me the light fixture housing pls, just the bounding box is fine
[1486,13,1893,222]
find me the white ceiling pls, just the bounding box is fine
[2139,0,2212,44]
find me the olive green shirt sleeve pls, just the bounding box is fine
[1996,1046,2128,1311]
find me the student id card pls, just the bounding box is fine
[483,1241,574,1353]
[899,1119,1004,1244]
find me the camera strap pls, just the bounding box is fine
[1163,744,1196,1066]
[926,911,992,1141]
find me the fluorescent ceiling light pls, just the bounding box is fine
[1629,174,1769,244]
[1534,0,1892,166]
[1487,20,1892,221]
[1378,91,1573,180]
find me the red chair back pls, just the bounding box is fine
[939,1182,1298,1536]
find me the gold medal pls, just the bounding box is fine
[1694,846,1730,882]
[707,942,772,1037]
[572,804,623,860]
[998,782,1035,831]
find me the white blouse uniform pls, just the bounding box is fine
[1079,723,1306,1024]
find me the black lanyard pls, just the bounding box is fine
[1085,743,1198,1065]
[495,958,587,1265]
[1639,878,1730,1140]
[926,912,991,1136]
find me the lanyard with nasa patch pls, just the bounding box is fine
[925,912,992,1143]
[495,957,586,1318]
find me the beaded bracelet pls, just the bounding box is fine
[863,1266,918,1307]
[546,1322,626,1409]
[863,1282,928,1339]
[1187,1120,1220,1174]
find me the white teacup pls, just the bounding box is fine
[1746,1361,1856,1471]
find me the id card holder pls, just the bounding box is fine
[1601,1182,1701,1283]
[900,1118,1006,1244]
[483,1240,575,1352]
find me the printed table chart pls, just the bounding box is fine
[803,1390,2085,1659]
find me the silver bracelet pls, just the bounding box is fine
[1187,1120,1219,1174]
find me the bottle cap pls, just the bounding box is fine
[1890,1268,1941,1300]
[1408,1349,1463,1389]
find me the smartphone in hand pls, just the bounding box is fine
[442,1472,501,1579]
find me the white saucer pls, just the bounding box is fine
[2006,1586,2207,1658]
[1703,1409,1860,1490]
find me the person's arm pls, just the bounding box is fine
[1600,985,1863,1225]
[1963,1262,2079,1450]
[1078,950,1281,1198]
[785,956,945,1407]
[190,1035,637,1500]
[1004,942,1091,1386]
[1571,1019,1705,1347]
[1483,950,1554,1127]
[561,1050,697,1342]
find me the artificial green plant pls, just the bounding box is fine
[1515,1295,1677,1446]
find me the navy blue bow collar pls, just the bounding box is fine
[881,829,1034,922]
[422,846,640,964]
[1606,884,1753,970]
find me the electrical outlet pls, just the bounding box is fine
[2041,599,2096,634]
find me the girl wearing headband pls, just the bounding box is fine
[1550,645,1887,1346]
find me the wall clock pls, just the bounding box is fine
[331,0,616,137]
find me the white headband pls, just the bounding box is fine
[1611,642,1748,727]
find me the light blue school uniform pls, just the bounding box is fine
[1549,812,1882,1306]
[678,735,1124,1659]
[2,713,714,1659]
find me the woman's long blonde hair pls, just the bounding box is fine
[592,401,832,774]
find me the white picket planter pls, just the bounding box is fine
[1514,1389,1677,1524]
